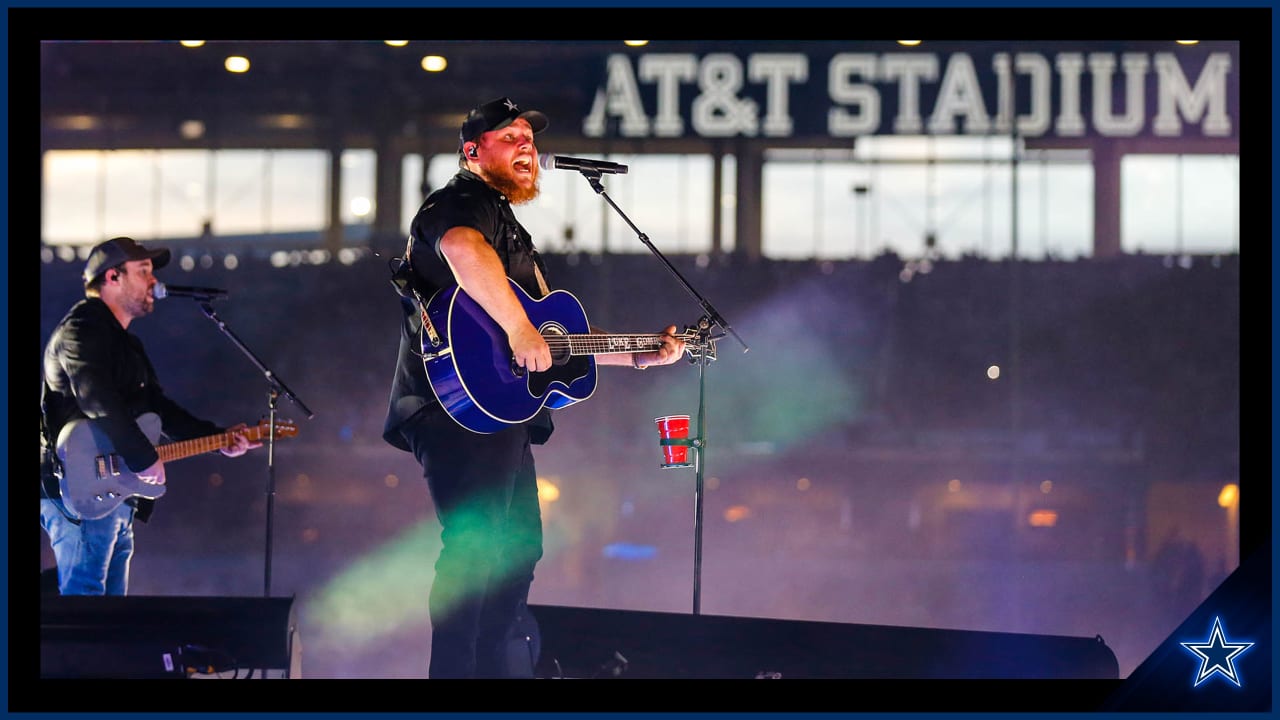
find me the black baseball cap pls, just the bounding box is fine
[458,97,549,149]
[82,236,171,285]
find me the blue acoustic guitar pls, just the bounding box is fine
[421,278,697,434]
[55,413,297,520]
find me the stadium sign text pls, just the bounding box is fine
[583,48,1236,142]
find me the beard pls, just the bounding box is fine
[483,164,541,205]
[122,290,155,319]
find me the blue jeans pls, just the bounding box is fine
[40,498,135,595]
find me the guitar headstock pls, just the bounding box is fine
[679,326,718,363]
[252,418,299,439]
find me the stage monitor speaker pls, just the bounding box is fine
[528,603,1118,680]
[40,595,300,679]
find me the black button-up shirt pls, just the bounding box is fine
[382,169,554,449]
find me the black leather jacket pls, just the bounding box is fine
[41,297,223,520]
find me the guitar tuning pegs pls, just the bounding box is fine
[683,337,717,364]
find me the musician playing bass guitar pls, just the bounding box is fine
[40,236,262,596]
[381,97,686,679]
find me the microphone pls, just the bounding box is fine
[153,282,229,300]
[538,154,629,175]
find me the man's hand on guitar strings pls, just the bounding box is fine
[137,459,166,486]
[220,422,262,458]
[509,322,552,373]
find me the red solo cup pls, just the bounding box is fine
[655,414,693,468]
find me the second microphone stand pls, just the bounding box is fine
[573,168,748,615]
[195,298,314,599]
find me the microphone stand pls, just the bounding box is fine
[193,299,315,601]
[573,169,748,615]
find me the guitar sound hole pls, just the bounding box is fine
[542,324,570,365]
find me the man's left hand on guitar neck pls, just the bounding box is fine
[220,422,262,458]
[593,324,687,370]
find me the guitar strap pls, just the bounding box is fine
[391,235,441,349]
[532,259,550,297]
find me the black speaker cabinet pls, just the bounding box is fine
[528,603,1118,680]
[40,595,300,679]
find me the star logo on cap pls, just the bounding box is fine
[1180,616,1254,687]
[503,98,518,112]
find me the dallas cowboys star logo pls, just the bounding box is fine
[1180,616,1254,687]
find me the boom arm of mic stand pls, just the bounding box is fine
[197,301,315,419]
[578,170,748,354]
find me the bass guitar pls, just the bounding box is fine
[421,278,702,433]
[56,413,298,520]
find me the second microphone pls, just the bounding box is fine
[153,282,229,300]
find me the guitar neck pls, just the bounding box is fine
[154,426,266,463]
[559,333,688,357]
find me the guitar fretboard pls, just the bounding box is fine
[157,432,236,463]
[152,425,276,463]
[550,333,696,356]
